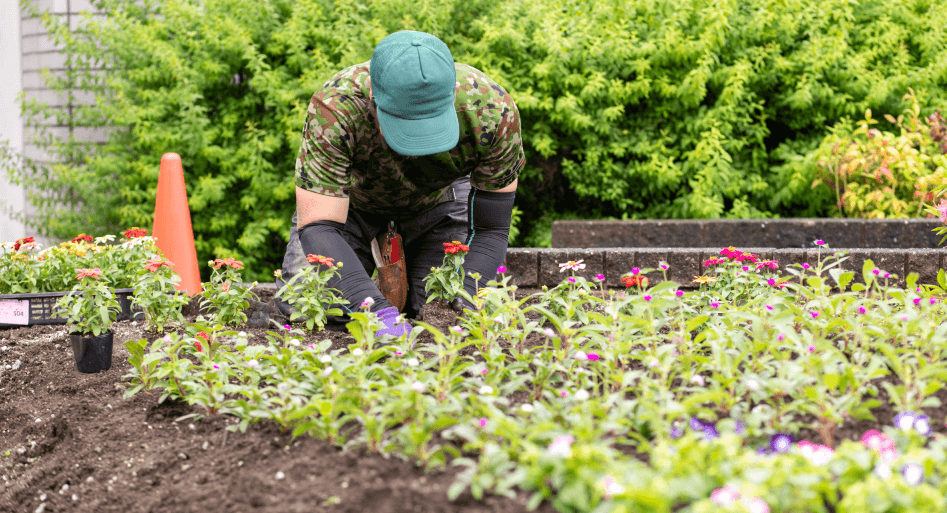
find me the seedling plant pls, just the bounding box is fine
[121,239,947,513]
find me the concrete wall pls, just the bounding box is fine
[0,1,26,243]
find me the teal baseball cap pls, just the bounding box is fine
[370,31,459,157]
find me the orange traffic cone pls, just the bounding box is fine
[152,153,202,295]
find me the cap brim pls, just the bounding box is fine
[377,107,460,157]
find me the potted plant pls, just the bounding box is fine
[56,268,122,373]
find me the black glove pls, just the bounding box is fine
[297,220,392,314]
[458,189,515,309]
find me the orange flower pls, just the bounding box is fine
[222,281,230,292]
[212,257,243,270]
[621,275,649,288]
[122,227,148,238]
[306,254,335,267]
[75,268,103,280]
[442,241,470,254]
[71,234,94,244]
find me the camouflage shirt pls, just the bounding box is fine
[294,61,525,218]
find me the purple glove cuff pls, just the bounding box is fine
[374,306,411,338]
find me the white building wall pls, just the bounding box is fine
[0,0,26,243]
[2,0,102,246]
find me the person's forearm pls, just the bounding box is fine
[461,189,515,299]
[298,220,391,312]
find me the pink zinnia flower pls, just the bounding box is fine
[810,311,819,319]
[675,289,684,297]
[630,267,640,275]
[807,345,815,352]
[497,265,507,274]
[586,353,600,361]
[478,418,488,427]
[710,485,741,505]
[567,277,576,283]
[801,263,811,270]
[710,302,720,308]
[767,278,776,286]
[643,295,652,302]
[872,269,880,275]
[765,305,773,311]
[858,306,866,314]
[913,298,921,306]
[594,273,605,281]
[777,334,785,341]
[815,239,825,246]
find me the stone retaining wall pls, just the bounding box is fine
[500,247,944,288]
[551,219,944,249]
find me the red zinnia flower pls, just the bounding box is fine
[306,254,335,267]
[71,234,94,244]
[75,268,103,280]
[122,227,148,238]
[143,257,174,273]
[13,236,35,251]
[197,331,210,341]
[194,340,203,352]
[621,275,649,288]
[442,241,469,254]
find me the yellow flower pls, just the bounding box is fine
[477,288,489,298]
[692,275,717,285]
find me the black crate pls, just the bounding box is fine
[0,288,143,328]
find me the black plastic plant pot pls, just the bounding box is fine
[69,331,113,373]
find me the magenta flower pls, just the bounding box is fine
[913,298,921,306]
[675,289,684,297]
[777,334,785,341]
[765,305,773,311]
[767,278,776,285]
[660,263,669,270]
[815,239,825,246]
[643,295,652,302]
[630,267,640,275]
[872,269,880,275]
[742,265,750,271]
[283,324,291,330]
[884,272,890,278]
[595,273,605,281]
[810,311,819,319]
[858,306,866,314]
[807,345,815,352]
[478,418,488,427]
[586,353,600,361]
[497,265,507,274]
[560,390,568,397]
[567,277,576,283]
[710,302,720,308]
[932,298,938,305]
[801,263,811,270]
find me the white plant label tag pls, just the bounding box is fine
[0,300,29,325]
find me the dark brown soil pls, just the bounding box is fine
[0,288,555,513]
[2,287,944,512]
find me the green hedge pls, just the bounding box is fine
[5,0,946,279]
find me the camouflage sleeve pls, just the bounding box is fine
[470,99,526,191]
[294,96,353,198]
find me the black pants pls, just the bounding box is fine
[277,176,471,325]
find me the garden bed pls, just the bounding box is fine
[0,288,555,513]
[3,271,947,512]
